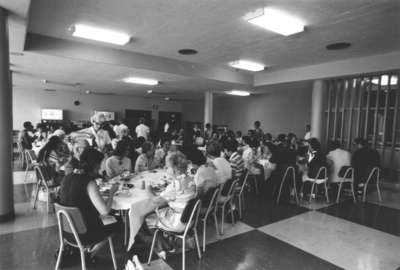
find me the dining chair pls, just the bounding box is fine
[301,167,329,203]
[200,187,220,252]
[147,199,202,270]
[24,150,38,182]
[32,164,59,212]
[276,166,299,204]
[216,179,238,234]
[233,172,249,219]
[54,203,117,270]
[336,166,356,203]
[362,167,382,202]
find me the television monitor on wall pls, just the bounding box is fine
[94,111,115,121]
[41,109,63,120]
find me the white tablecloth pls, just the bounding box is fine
[108,169,171,250]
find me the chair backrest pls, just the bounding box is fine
[282,166,295,181]
[225,179,238,199]
[315,166,327,180]
[365,166,380,184]
[181,199,201,236]
[34,164,51,182]
[338,166,353,179]
[202,188,220,218]
[54,203,88,235]
[25,150,37,164]
[238,172,249,196]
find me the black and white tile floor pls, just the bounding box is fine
[1,180,400,270]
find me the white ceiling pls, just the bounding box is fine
[3,0,400,98]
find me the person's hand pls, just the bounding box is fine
[109,183,120,195]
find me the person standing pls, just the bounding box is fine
[19,121,36,151]
[135,117,150,141]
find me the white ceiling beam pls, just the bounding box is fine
[25,33,253,86]
[254,51,400,86]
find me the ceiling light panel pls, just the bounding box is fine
[123,77,159,85]
[247,8,304,36]
[229,60,265,72]
[225,90,251,96]
[72,24,130,45]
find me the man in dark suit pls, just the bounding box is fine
[306,138,327,179]
[351,137,380,193]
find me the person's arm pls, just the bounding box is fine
[87,180,118,216]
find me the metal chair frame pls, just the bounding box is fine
[32,164,58,212]
[216,180,238,235]
[362,167,382,202]
[200,188,220,252]
[234,172,249,219]
[336,167,356,203]
[301,167,329,203]
[147,200,202,270]
[276,166,299,204]
[54,204,117,270]
[24,150,38,182]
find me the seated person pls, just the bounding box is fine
[302,138,327,181]
[260,141,278,180]
[241,136,261,175]
[64,138,90,175]
[206,141,232,185]
[326,140,351,183]
[59,148,120,250]
[111,124,130,149]
[194,130,205,146]
[105,140,132,178]
[134,141,157,172]
[145,152,196,258]
[37,136,70,185]
[154,136,171,168]
[19,121,37,151]
[351,137,380,192]
[223,140,245,180]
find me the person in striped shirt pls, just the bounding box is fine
[223,140,245,180]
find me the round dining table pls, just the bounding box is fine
[100,169,172,250]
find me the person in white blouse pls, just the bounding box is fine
[105,140,132,178]
[71,113,111,153]
[135,117,150,140]
[326,140,351,183]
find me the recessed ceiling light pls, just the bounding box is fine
[247,8,304,36]
[164,97,170,101]
[123,77,159,86]
[147,89,153,94]
[225,90,251,96]
[326,42,351,50]
[72,24,130,45]
[229,60,265,72]
[178,49,198,55]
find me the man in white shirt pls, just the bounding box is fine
[304,124,311,140]
[135,117,150,140]
[206,142,232,185]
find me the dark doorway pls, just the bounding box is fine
[125,109,152,133]
[158,111,182,133]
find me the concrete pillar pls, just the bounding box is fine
[204,90,213,126]
[0,8,14,222]
[310,79,327,140]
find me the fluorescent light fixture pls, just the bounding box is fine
[147,89,153,94]
[72,24,130,45]
[225,90,251,96]
[229,60,265,72]
[123,77,159,86]
[247,8,304,36]
[371,75,398,86]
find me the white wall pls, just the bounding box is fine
[213,87,312,137]
[12,89,183,129]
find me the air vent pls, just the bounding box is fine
[326,42,351,50]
